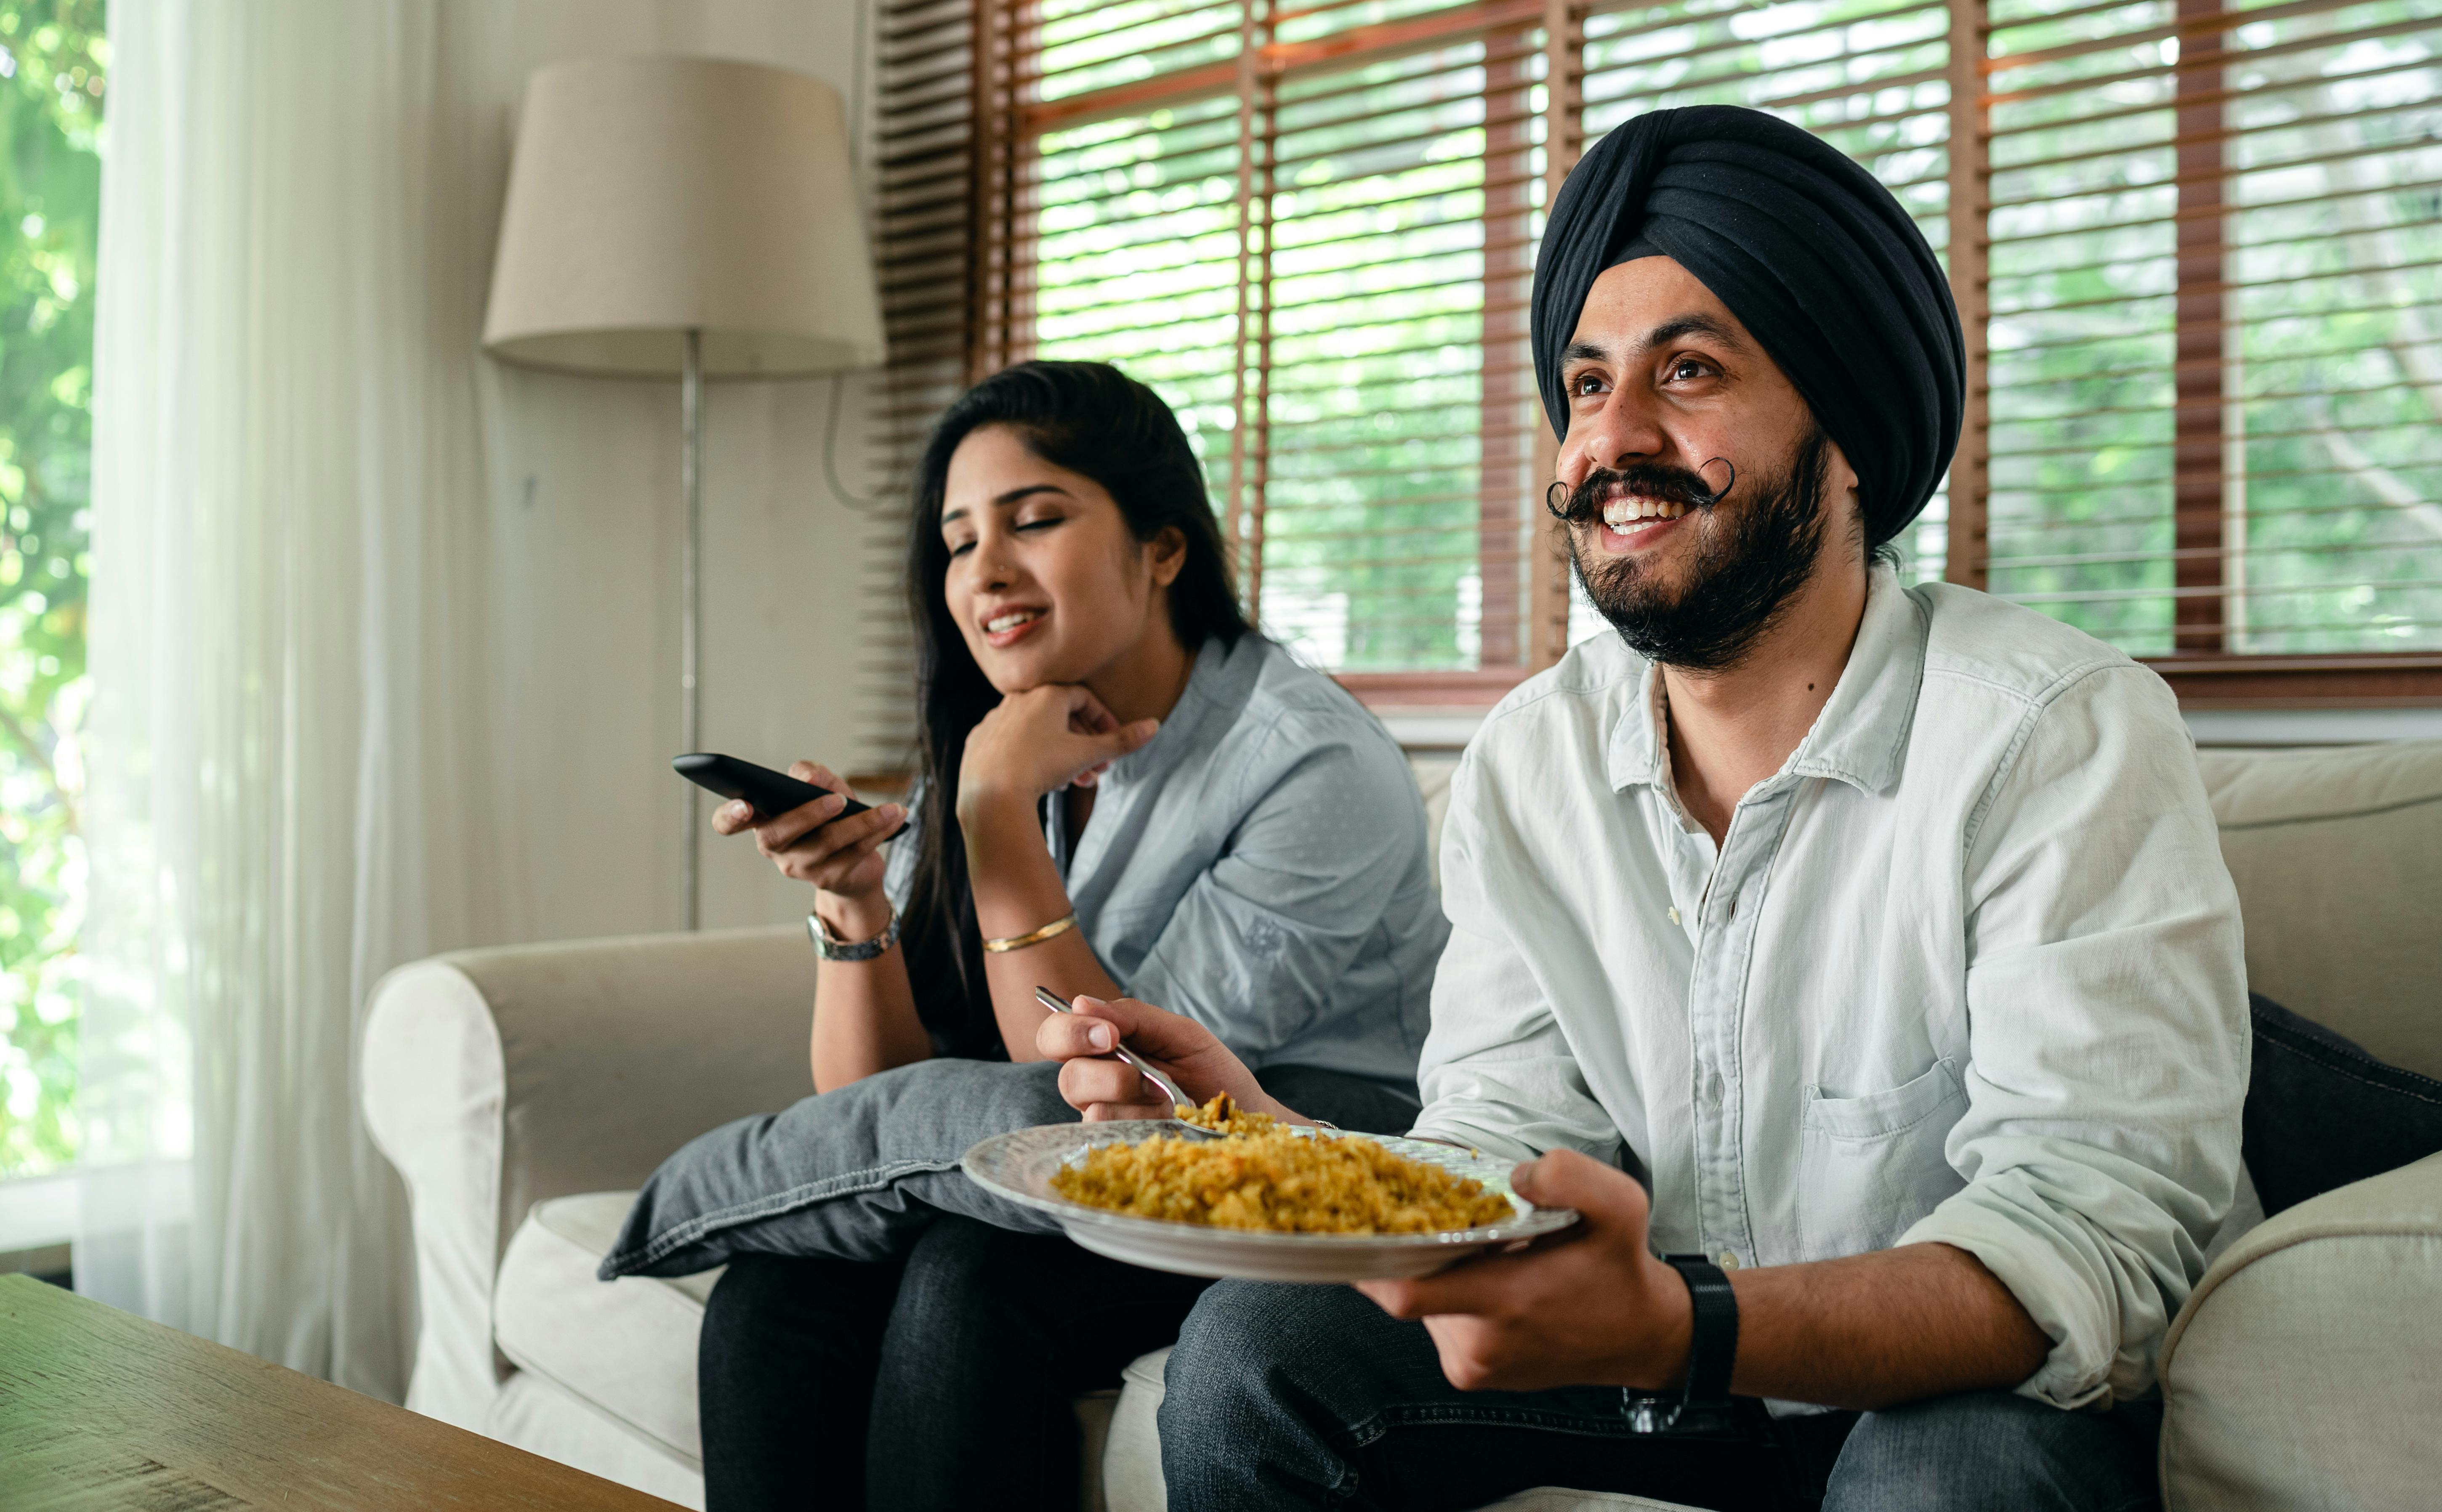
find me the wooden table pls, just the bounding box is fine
[0,1274,682,1510]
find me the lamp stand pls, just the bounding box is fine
[681,326,703,931]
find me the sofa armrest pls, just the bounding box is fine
[2158,1151,2442,1510]
[361,925,814,1429]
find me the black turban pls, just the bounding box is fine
[1532,105,1963,548]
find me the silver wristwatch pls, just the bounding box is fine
[808,906,900,962]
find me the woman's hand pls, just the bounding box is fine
[1034,994,1294,1123]
[958,685,1158,814]
[710,761,905,938]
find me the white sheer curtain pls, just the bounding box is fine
[77,0,883,1404]
[77,0,503,1396]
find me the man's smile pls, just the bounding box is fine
[1597,494,1691,552]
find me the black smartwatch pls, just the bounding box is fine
[1625,1253,1741,1435]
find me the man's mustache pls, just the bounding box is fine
[1545,460,1736,524]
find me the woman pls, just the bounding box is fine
[682,361,1447,1511]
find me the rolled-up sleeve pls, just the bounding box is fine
[1410,747,1625,1166]
[1126,711,1434,1066]
[1899,665,2249,1408]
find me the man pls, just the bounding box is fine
[1036,104,2248,1511]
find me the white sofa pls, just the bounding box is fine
[363,741,2442,1511]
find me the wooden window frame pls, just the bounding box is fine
[959,0,2442,713]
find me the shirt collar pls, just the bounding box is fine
[1606,658,1670,792]
[1105,632,1234,785]
[1605,562,1925,797]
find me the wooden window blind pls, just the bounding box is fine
[859,0,976,761]
[1962,0,2442,702]
[882,0,2442,708]
[985,0,1576,692]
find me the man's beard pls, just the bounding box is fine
[1557,426,1833,673]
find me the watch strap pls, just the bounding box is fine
[808,906,900,962]
[1627,1253,1740,1435]
[1664,1253,1740,1414]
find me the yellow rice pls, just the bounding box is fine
[1049,1095,1515,1235]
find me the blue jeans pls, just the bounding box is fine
[603,1059,1083,1278]
[1160,1280,2163,1512]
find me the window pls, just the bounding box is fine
[991,1,1567,694]
[1967,0,2442,703]
[877,0,2442,708]
[0,6,104,1179]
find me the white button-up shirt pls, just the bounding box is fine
[1411,565,2249,1410]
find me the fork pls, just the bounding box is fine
[1035,986,1221,1140]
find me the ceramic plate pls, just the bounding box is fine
[960,1121,1578,1282]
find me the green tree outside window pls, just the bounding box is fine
[0,0,103,1179]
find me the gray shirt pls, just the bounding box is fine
[886,633,1447,1084]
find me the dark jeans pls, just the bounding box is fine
[682,1060,1422,1512]
[1160,1280,2165,1512]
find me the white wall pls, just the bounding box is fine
[468,0,907,944]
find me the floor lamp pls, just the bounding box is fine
[481,56,883,930]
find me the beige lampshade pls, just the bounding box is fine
[482,55,884,379]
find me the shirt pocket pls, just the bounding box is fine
[1797,1058,1969,1262]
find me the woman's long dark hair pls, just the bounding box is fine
[898,361,1252,1055]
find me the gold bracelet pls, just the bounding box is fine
[982,911,1078,954]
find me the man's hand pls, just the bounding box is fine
[1356,1149,1694,1394]
[1033,994,1290,1122]
[1359,1152,2056,1410]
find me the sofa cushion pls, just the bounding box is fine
[2244,994,2442,1217]
[493,1190,717,1465]
[2199,741,2442,1080]
[1104,1349,1171,1512]
[2158,1151,2442,1509]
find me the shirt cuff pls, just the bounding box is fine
[1898,1189,2137,1411]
